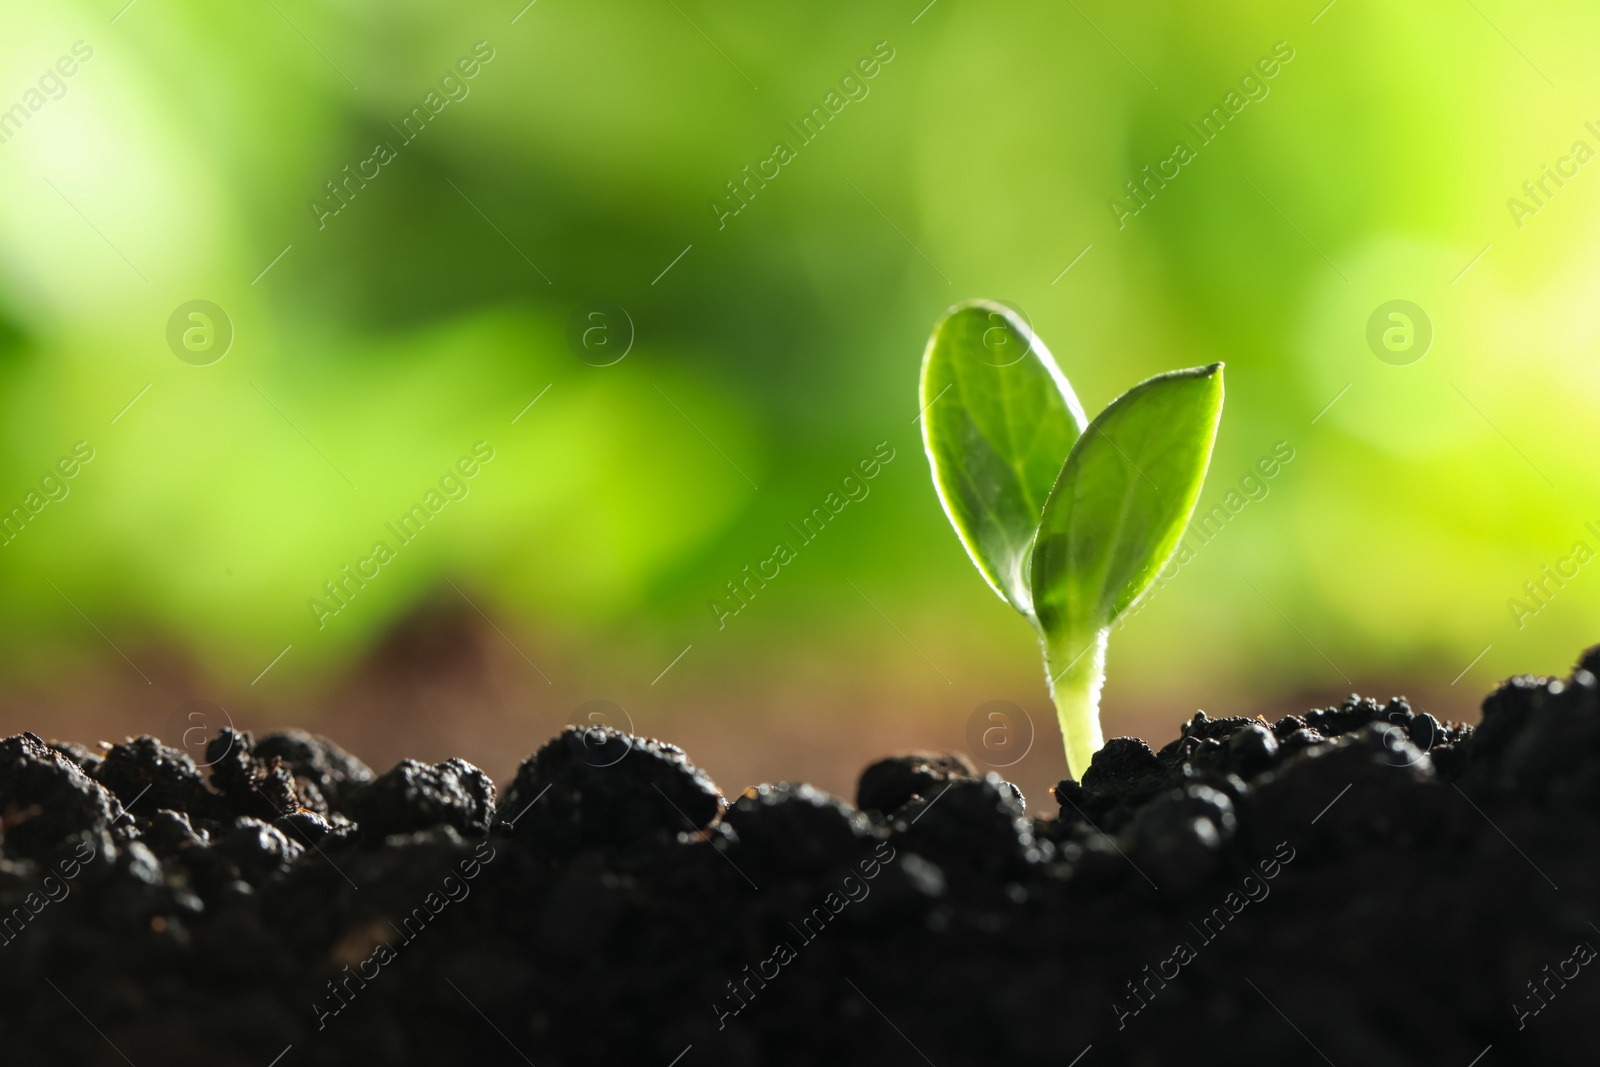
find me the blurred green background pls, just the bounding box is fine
[1,0,1596,803]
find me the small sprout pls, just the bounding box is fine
[920,301,1224,780]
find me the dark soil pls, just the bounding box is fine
[4,650,1599,1066]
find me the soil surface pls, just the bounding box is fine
[3,649,1598,1066]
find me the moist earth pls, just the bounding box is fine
[4,649,1600,1065]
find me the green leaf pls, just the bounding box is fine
[1030,363,1223,779]
[1030,363,1225,640]
[919,301,1088,620]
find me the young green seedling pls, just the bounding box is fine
[920,300,1223,780]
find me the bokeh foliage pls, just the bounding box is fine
[1,0,1596,712]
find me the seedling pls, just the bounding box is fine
[919,301,1223,779]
